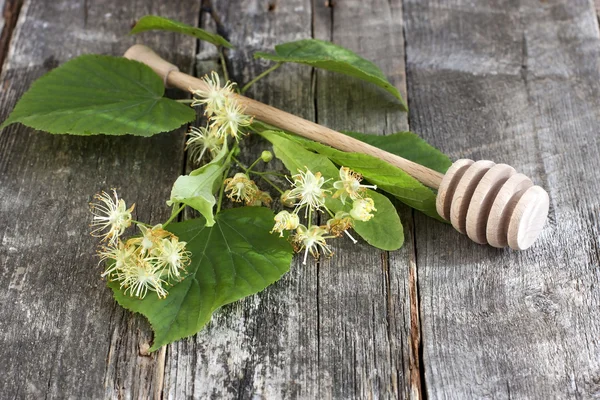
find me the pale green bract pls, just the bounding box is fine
[254,39,407,110]
[130,15,234,49]
[168,145,231,227]
[0,55,195,136]
[110,207,293,351]
[342,131,452,174]
[260,130,404,251]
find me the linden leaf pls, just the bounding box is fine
[109,207,293,351]
[0,55,195,136]
[130,15,233,49]
[255,39,406,110]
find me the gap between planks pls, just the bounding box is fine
[399,0,427,395]
[314,0,424,398]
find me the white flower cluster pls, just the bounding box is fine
[271,166,378,264]
[187,71,253,163]
[90,190,191,299]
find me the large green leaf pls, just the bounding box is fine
[287,134,443,221]
[343,131,452,174]
[0,55,195,136]
[168,146,231,226]
[260,130,404,250]
[254,39,407,110]
[110,207,293,351]
[130,15,233,49]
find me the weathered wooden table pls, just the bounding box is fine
[1,0,599,398]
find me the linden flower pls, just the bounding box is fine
[259,191,273,206]
[326,211,353,234]
[293,224,335,265]
[350,198,377,222]
[117,257,169,299]
[271,210,300,237]
[152,237,191,280]
[191,71,236,116]
[186,125,224,163]
[130,224,171,254]
[224,173,259,204]
[286,168,331,215]
[211,99,253,140]
[326,211,358,244]
[280,190,295,208]
[97,240,137,278]
[333,167,377,204]
[90,190,134,245]
[249,191,273,207]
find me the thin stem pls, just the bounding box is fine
[258,175,285,195]
[131,220,151,227]
[231,156,248,171]
[219,47,230,83]
[216,164,232,214]
[163,204,186,228]
[231,156,285,194]
[240,62,283,94]
[258,171,288,178]
[176,99,194,104]
[246,157,262,173]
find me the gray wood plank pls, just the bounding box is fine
[313,0,418,398]
[0,1,200,398]
[403,0,600,398]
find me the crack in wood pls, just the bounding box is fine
[399,0,425,396]
[0,0,24,74]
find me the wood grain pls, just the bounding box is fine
[0,0,200,398]
[313,0,419,398]
[404,0,600,397]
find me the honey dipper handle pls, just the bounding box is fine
[124,44,444,189]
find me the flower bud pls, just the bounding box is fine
[261,150,273,162]
[349,198,377,221]
[271,210,300,237]
[280,190,295,207]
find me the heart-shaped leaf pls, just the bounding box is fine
[1,55,195,136]
[130,15,233,49]
[110,207,293,351]
[255,39,406,110]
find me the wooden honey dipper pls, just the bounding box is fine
[124,44,549,250]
